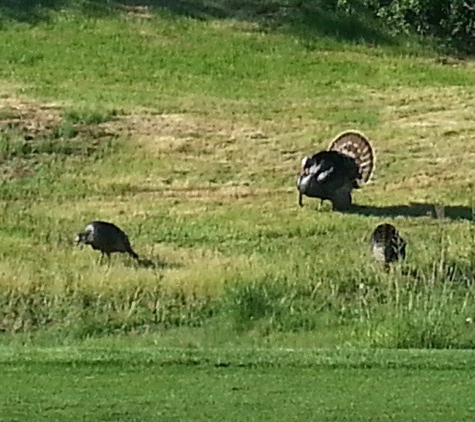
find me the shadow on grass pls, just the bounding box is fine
[122,256,183,270]
[0,0,397,48]
[345,202,474,221]
[133,0,395,46]
[0,0,120,24]
[0,0,68,24]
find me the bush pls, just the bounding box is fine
[337,0,475,53]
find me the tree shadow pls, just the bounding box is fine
[0,0,68,24]
[126,0,396,47]
[0,0,398,48]
[344,202,474,221]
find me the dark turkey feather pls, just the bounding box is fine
[75,221,139,262]
[370,223,406,265]
[297,130,375,210]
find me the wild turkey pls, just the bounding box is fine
[75,221,139,263]
[370,223,406,267]
[297,130,375,210]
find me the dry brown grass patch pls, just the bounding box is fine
[0,98,63,137]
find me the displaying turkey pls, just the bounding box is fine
[370,223,406,267]
[75,221,139,263]
[297,130,375,210]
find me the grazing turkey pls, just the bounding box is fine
[370,223,406,267]
[297,130,375,210]
[75,221,139,263]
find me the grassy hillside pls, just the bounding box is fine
[0,3,474,348]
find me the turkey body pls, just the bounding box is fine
[297,130,375,210]
[370,223,406,265]
[75,221,139,261]
[297,150,359,209]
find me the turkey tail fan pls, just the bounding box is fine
[329,130,375,187]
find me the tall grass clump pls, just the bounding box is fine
[0,132,30,161]
[62,107,119,126]
[0,241,473,348]
[224,273,330,334]
[343,238,475,349]
[223,257,475,349]
[0,278,219,339]
[0,131,75,159]
[356,265,475,349]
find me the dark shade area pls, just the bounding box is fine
[0,0,398,48]
[133,257,182,270]
[345,202,474,221]
[0,0,68,24]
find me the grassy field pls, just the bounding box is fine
[0,1,474,352]
[1,345,475,421]
[0,2,474,420]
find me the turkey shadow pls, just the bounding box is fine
[123,257,183,270]
[344,202,474,221]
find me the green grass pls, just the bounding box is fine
[0,2,473,351]
[1,346,475,421]
[0,5,474,419]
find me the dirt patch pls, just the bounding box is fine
[0,98,123,180]
[107,111,267,143]
[131,184,292,202]
[99,110,282,172]
[0,98,267,145]
[0,97,297,185]
[0,98,63,138]
[0,159,35,181]
[0,98,118,141]
[378,86,475,132]
[120,5,153,21]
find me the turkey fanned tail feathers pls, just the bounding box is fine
[370,223,406,266]
[329,130,375,188]
[297,130,375,210]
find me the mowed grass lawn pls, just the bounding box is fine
[1,346,475,422]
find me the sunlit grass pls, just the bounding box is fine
[0,5,473,348]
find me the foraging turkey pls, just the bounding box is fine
[297,130,375,210]
[370,223,406,266]
[75,221,139,262]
